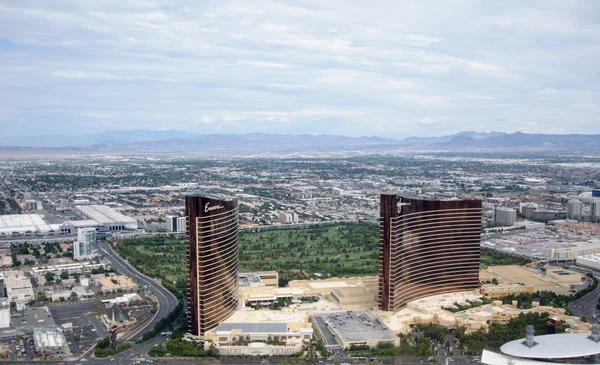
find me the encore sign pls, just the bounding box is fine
[204,202,224,213]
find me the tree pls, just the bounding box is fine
[70,292,78,301]
[60,271,69,280]
[44,272,55,283]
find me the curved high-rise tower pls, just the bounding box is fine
[186,195,239,336]
[379,194,482,312]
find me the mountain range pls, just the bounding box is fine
[1,130,600,155]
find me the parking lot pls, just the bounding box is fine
[49,301,107,354]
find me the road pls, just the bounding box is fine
[97,240,179,341]
[568,275,600,323]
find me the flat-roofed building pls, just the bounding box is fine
[576,253,600,271]
[186,195,239,336]
[0,214,54,236]
[379,194,482,312]
[33,326,71,357]
[33,261,103,276]
[75,205,137,231]
[257,272,279,287]
[312,311,399,348]
[58,220,99,235]
[208,322,312,344]
[1,271,34,305]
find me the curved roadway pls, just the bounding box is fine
[568,275,600,323]
[97,240,178,340]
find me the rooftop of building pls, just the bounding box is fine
[501,332,600,359]
[33,325,69,352]
[239,273,264,288]
[224,308,309,325]
[577,253,600,263]
[215,323,288,333]
[75,205,137,224]
[313,311,396,344]
[61,220,100,228]
[0,214,53,234]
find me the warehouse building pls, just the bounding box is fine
[0,214,54,236]
[576,253,600,271]
[75,205,138,231]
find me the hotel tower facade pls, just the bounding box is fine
[379,194,482,312]
[186,195,239,336]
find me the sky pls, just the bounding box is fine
[0,0,599,138]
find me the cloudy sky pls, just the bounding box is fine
[1,0,599,138]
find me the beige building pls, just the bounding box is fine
[257,272,279,287]
[480,265,583,295]
[217,342,303,356]
[200,307,315,356]
[1,270,34,305]
[478,284,534,298]
[545,266,582,284]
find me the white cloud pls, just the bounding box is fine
[51,71,122,80]
[0,0,598,137]
[237,60,292,69]
[419,118,436,125]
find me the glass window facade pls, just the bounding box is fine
[379,194,482,312]
[186,196,239,336]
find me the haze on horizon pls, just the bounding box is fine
[1,1,599,139]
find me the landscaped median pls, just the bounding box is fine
[94,337,131,357]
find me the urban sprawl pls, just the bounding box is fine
[1,154,600,365]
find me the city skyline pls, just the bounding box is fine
[1,1,599,138]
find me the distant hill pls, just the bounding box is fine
[1,130,600,155]
[0,130,196,147]
[439,132,600,150]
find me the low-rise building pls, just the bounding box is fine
[257,272,279,287]
[206,322,313,345]
[75,204,138,231]
[33,261,104,276]
[33,326,71,357]
[312,311,399,349]
[577,253,600,271]
[1,271,34,305]
[217,341,304,356]
[478,284,534,298]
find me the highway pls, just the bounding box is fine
[568,275,600,323]
[97,240,179,341]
